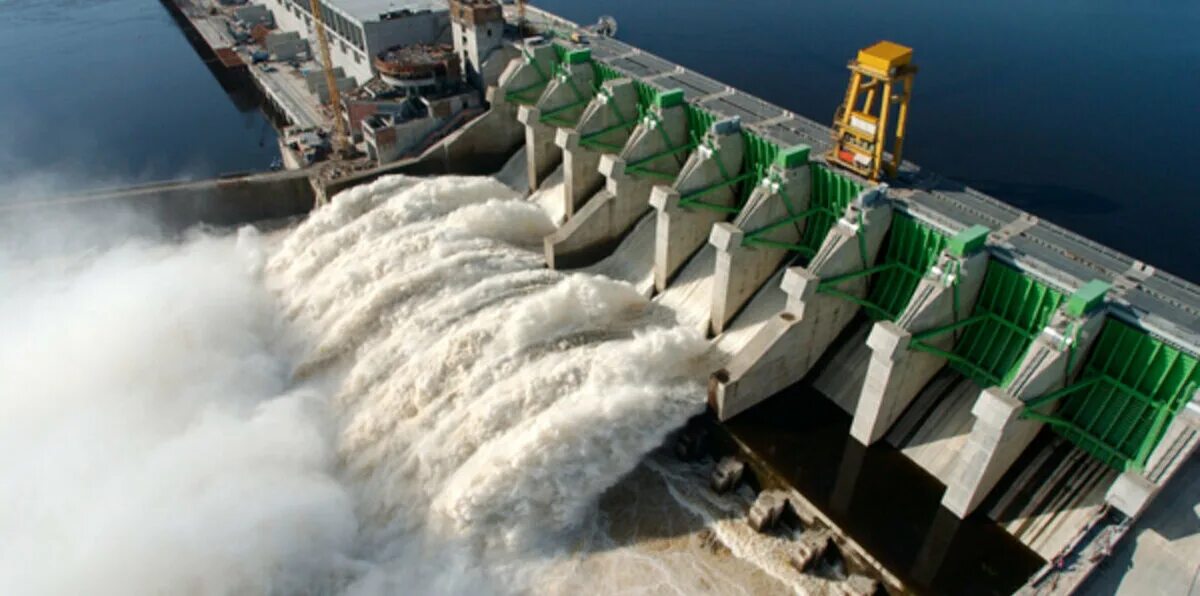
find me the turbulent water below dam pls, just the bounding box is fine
[0,168,849,595]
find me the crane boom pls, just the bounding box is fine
[308,0,349,156]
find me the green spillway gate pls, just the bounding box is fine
[674,111,781,215]
[815,213,947,321]
[574,62,657,153]
[740,164,864,264]
[909,261,1064,388]
[1023,319,1200,471]
[504,43,567,105]
[536,49,598,128]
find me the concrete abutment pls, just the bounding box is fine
[941,307,1106,518]
[710,191,893,421]
[650,118,746,293]
[544,95,692,269]
[709,155,812,335]
[849,248,990,446]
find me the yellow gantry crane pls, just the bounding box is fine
[829,41,917,181]
[308,0,350,157]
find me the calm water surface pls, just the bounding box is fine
[0,0,278,197]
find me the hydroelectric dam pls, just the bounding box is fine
[9,2,1199,594]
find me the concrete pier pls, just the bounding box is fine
[489,39,558,152]
[557,78,639,216]
[516,48,596,194]
[708,147,812,334]
[941,306,1106,518]
[709,191,893,420]
[544,89,692,269]
[650,117,745,293]
[1106,395,1200,517]
[849,230,991,446]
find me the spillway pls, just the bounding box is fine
[260,173,873,593]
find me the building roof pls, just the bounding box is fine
[331,0,446,23]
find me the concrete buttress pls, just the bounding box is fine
[1106,394,1200,517]
[544,94,691,269]
[941,307,1106,518]
[849,247,990,446]
[486,39,558,164]
[650,118,745,293]
[557,79,639,217]
[708,154,812,334]
[708,190,892,421]
[517,56,596,194]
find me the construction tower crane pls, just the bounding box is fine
[308,0,350,157]
[828,41,916,181]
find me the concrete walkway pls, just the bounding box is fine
[1084,455,1200,594]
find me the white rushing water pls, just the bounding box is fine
[269,174,713,568]
[0,169,822,595]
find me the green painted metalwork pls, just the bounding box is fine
[910,261,1063,387]
[739,164,863,263]
[505,44,565,105]
[677,118,764,214]
[740,132,779,201]
[624,96,705,180]
[947,224,990,257]
[814,214,946,321]
[685,104,716,140]
[804,166,863,254]
[1066,279,1112,317]
[1023,319,1200,471]
[538,61,595,128]
[592,63,658,110]
[868,215,946,320]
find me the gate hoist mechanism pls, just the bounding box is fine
[829,41,916,182]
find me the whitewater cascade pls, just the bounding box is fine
[267,175,714,564]
[0,168,827,595]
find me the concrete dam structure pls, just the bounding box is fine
[460,6,1200,593]
[16,2,1196,593]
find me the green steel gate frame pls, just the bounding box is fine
[578,63,659,152]
[1022,319,1200,471]
[504,44,561,105]
[908,260,1064,388]
[815,213,947,322]
[740,165,865,263]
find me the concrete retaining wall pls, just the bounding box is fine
[0,169,316,232]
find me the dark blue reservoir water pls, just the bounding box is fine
[536,0,1200,283]
[0,0,279,198]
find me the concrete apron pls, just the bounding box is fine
[556,78,640,218]
[849,249,990,446]
[1106,394,1200,518]
[709,193,893,421]
[649,119,745,295]
[544,102,692,269]
[941,307,1105,518]
[516,60,596,198]
[708,162,813,335]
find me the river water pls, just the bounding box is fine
[0,0,279,198]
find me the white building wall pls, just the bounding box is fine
[256,0,446,84]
